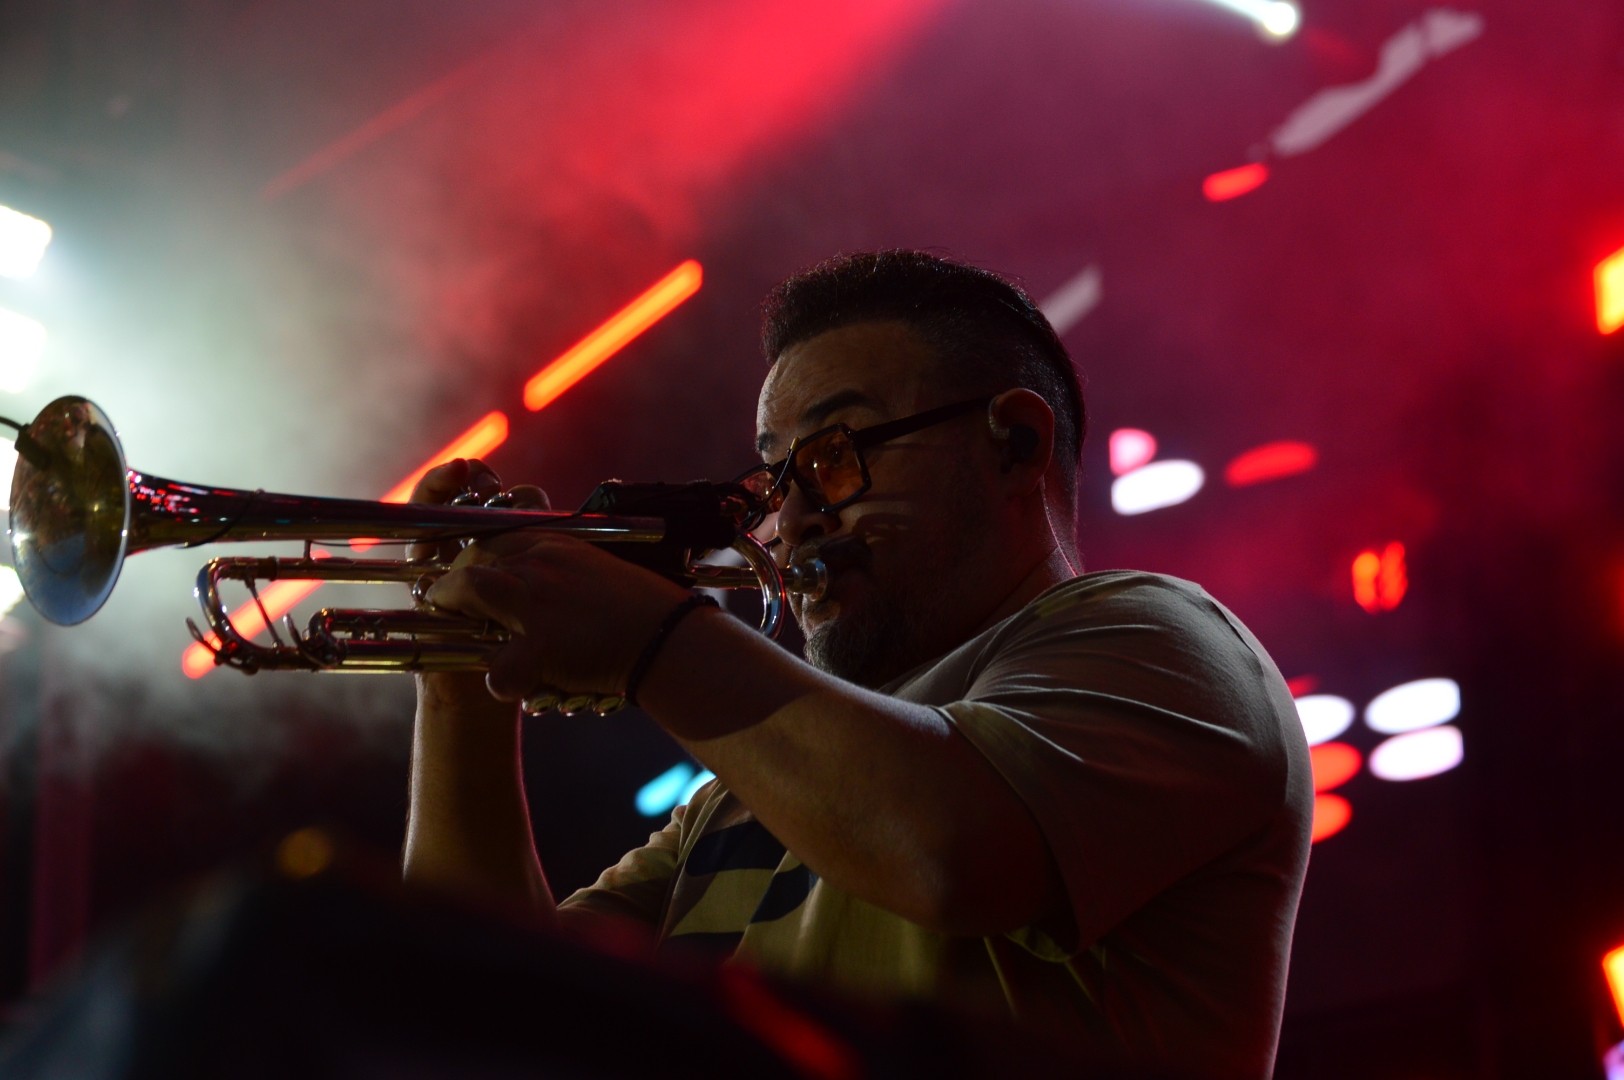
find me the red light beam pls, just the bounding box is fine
[1203,163,1269,202]
[181,411,510,678]
[1224,440,1318,486]
[260,56,489,203]
[524,261,702,412]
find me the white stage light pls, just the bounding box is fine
[1369,725,1463,781]
[0,439,15,511]
[1294,695,1354,746]
[0,205,52,279]
[0,567,24,618]
[1365,678,1460,734]
[1199,0,1301,40]
[0,308,45,393]
[1111,460,1204,515]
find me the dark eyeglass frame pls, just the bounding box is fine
[735,395,993,521]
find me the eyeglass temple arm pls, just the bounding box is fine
[848,395,994,450]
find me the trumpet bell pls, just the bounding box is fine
[9,396,131,626]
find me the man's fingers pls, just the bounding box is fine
[505,484,551,510]
[410,459,471,506]
[485,641,547,702]
[426,565,530,634]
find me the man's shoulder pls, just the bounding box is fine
[1019,569,1227,631]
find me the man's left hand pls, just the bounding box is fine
[425,533,694,702]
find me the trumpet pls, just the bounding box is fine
[6,397,825,704]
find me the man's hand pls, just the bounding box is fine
[401,458,555,919]
[426,533,691,701]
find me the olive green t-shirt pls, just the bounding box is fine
[560,571,1313,1079]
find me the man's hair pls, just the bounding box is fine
[761,250,1086,503]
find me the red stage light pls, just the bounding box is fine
[1203,163,1269,202]
[1285,674,1319,697]
[1224,440,1317,486]
[1310,742,1361,792]
[1353,542,1407,613]
[181,411,511,678]
[1596,245,1624,335]
[1311,793,1351,842]
[1604,944,1624,1026]
[524,261,703,412]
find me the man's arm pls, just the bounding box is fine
[429,536,1071,939]
[403,670,555,919]
[399,461,555,920]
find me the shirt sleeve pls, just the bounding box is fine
[557,802,687,926]
[933,575,1294,954]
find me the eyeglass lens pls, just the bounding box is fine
[793,427,865,508]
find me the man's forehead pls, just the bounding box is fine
[755,321,932,454]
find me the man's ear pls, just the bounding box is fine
[988,390,1055,488]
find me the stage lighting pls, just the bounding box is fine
[1365,677,1459,734]
[1111,460,1204,515]
[1108,428,1157,476]
[0,566,24,618]
[1605,944,1624,1027]
[1310,742,1360,792]
[1196,0,1300,39]
[1596,245,1624,335]
[1224,440,1317,486]
[525,261,702,412]
[1352,542,1406,613]
[636,763,697,817]
[0,204,51,279]
[1369,725,1462,781]
[1310,793,1350,842]
[1203,163,1269,202]
[635,763,716,817]
[0,307,46,393]
[1295,694,1355,746]
[0,438,15,511]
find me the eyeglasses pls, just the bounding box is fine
[734,396,993,521]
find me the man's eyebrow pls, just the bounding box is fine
[756,389,881,456]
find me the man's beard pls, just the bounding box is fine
[802,578,917,689]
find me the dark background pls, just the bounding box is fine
[0,0,1622,1076]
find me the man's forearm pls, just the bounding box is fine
[637,611,1064,937]
[404,673,557,921]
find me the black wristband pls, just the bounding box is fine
[624,594,719,707]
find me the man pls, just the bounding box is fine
[402,251,1312,1079]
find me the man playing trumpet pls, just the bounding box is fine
[403,251,1312,1079]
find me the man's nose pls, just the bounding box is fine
[774,480,841,550]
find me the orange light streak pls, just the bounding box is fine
[1310,793,1351,842]
[181,411,510,678]
[1597,245,1624,335]
[1352,542,1407,613]
[524,260,702,412]
[1605,944,1624,1027]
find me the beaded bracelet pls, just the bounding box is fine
[624,594,719,707]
